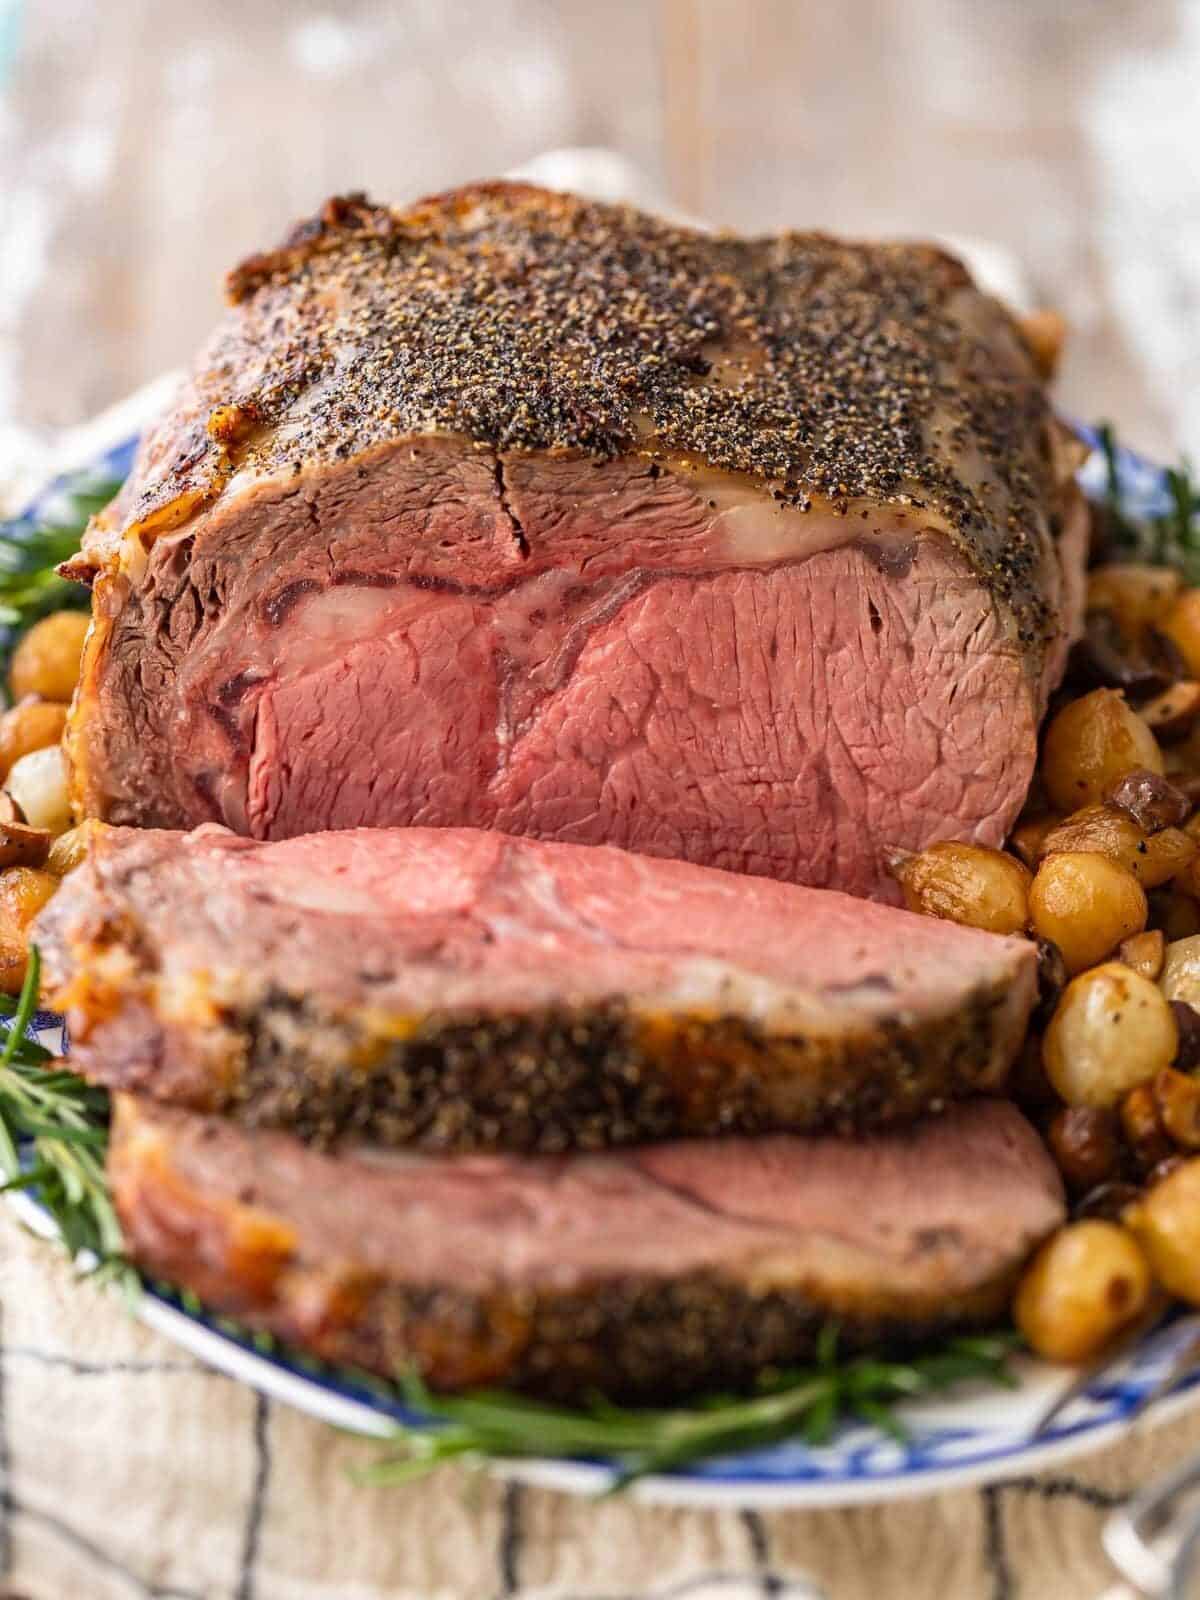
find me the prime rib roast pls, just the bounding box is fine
[43,184,1084,1395]
[110,1094,1063,1399]
[65,183,1085,900]
[36,823,1036,1149]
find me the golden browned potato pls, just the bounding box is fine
[1029,852,1147,974]
[0,865,58,994]
[1153,1066,1200,1150]
[1121,1082,1174,1174]
[1172,850,1200,904]
[1044,962,1177,1107]
[1141,680,1200,742]
[1173,719,1200,777]
[0,865,58,921]
[1086,564,1182,637]
[1182,817,1200,894]
[46,820,99,876]
[1041,690,1164,813]
[1119,928,1166,981]
[1160,590,1200,679]
[887,842,1030,936]
[1037,805,1195,889]
[1010,814,1060,870]
[4,746,71,834]
[1161,935,1200,1006]
[1015,1221,1153,1363]
[8,611,89,704]
[0,700,68,784]
[1127,1159,1200,1304]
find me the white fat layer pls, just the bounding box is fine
[627,955,854,1034]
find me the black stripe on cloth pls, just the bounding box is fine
[235,1393,272,1600]
[981,1486,1013,1600]
[0,1488,202,1600]
[739,1510,785,1596]
[3,1348,218,1379]
[1001,1473,1127,1511]
[980,1473,1132,1600]
[498,1481,525,1595]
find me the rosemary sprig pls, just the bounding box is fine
[0,470,121,658]
[362,1333,1017,1488]
[1096,422,1200,579]
[0,948,134,1292]
[0,470,131,1274]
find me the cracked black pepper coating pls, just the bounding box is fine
[98,980,1013,1154]
[109,182,1067,656]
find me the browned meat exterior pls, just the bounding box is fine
[110,1095,1064,1399]
[36,824,1037,1151]
[67,183,1085,899]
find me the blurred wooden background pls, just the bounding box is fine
[0,0,1197,466]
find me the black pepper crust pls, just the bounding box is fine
[110,981,1017,1151]
[260,1267,1017,1404]
[109,183,1066,659]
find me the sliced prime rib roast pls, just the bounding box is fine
[66,183,1086,899]
[110,1094,1064,1398]
[36,824,1036,1151]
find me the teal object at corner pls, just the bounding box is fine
[0,0,22,87]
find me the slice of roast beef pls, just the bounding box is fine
[110,1095,1064,1399]
[37,824,1037,1150]
[66,183,1086,899]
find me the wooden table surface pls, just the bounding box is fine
[0,0,1197,462]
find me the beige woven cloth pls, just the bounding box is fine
[0,1204,1194,1600]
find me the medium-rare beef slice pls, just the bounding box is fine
[66,183,1086,899]
[110,1095,1064,1399]
[37,824,1037,1150]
